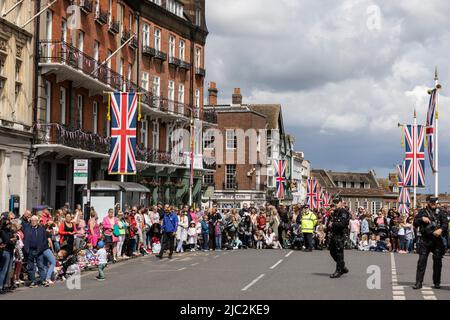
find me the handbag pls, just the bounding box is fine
[113,224,120,237]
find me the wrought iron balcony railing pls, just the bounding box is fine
[108,20,120,34]
[203,157,216,171]
[136,146,186,167]
[94,8,108,24]
[80,0,93,13]
[195,67,206,77]
[35,123,110,155]
[130,37,138,50]
[142,45,156,57]
[154,50,167,61]
[179,60,191,70]
[121,30,131,43]
[38,40,136,92]
[168,56,181,67]
[201,110,218,124]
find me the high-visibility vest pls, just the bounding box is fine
[301,212,317,233]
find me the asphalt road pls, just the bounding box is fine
[3,249,450,300]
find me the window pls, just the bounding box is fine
[142,23,150,47]
[168,80,175,111]
[195,47,201,68]
[141,118,148,148]
[108,0,112,23]
[226,130,237,149]
[151,0,161,5]
[195,8,201,26]
[141,72,149,91]
[179,40,185,61]
[178,84,184,103]
[256,132,261,152]
[92,101,98,134]
[371,201,381,215]
[153,76,160,96]
[154,29,161,51]
[351,182,355,188]
[106,49,112,85]
[61,19,67,42]
[78,31,84,51]
[152,121,159,149]
[364,183,370,189]
[129,13,133,33]
[203,173,214,185]
[45,81,51,124]
[256,165,261,186]
[169,35,175,58]
[267,167,274,187]
[59,87,66,125]
[93,41,99,61]
[195,89,200,109]
[225,165,236,189]
[77,94,84,129]
[203,130,214,149]
[119,4,125,33]
[195,125,201,155]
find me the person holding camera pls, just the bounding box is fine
[413,196,448,289]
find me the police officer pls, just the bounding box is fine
[328,196,350,278]
[301,208,317,252]
[413,195,448,289]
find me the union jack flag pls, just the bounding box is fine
[306,178,318,209]
[404,124,425,187]
[396,163,410,214]
[322,192,332,208]
[315,185,323,209]
[108,92,138,175]
[274,159,287,199]
[426,89,437,173]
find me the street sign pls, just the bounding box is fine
[74,159,88,184]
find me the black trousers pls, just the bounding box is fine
[159,232,175,257]
[416,238,445,284]
[329,235,346,272]
[303,233,313,250]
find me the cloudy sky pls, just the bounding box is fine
[204,0,450,193]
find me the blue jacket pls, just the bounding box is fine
[23,225,49,255]
[201,220,209,233]
[361,219,369,234]
[162,212,178,233]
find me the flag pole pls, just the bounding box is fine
[413,109,417,209]
[434,68,439,198]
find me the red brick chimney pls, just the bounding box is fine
[208,82,218,106]
[232,88,242,105]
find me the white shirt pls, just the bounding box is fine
[97,248,108,264]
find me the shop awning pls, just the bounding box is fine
[86,180,150,193]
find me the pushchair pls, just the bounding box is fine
[55,249,81,281]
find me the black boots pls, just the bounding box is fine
[413,282,422,290]
[434,283,441,289]
[330,265,349,278]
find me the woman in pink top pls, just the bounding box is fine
[348,214,360,248]
[102,209,119,262]
[87,210,101,247]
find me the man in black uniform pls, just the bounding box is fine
[328,196,350,278]
[413,195,448,289]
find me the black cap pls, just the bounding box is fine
[332,196,343,204]
[426,195,438,203]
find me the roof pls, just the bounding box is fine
[247,104,282,130]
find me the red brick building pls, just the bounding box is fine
[28,0,215,209]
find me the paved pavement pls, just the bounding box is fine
[3,249,450,300]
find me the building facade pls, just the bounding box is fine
[28,0,214,210]
[312,169,398,215]
[291,151,310,204]
[0,0,34,215]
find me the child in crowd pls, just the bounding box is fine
[77,250,87,270]
[85,243,99,268]
[385,238,392,252]
[96,241,108,281]
[151,236,161,255]
[375,235,387,252]
[188,221,197,252]
[358,234,370,251]
[316,224,326,249]
[369,234,377,251]
[256,230,265,249]
[271,235,282,249]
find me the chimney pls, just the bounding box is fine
[232,88,242,105]
[208,82,218,106]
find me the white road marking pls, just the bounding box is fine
[285,251,294,258]
[241,274,265,291]
[177,267,186,271]
[423,295,437,300]
[390,252,406,300]
[421,290,435,295]
[270,259,283,270]
[190,263,199,266]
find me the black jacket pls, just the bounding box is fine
[0,229,16,253]
[329,208,350,237]
[414,207,448,241]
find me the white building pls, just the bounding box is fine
[291,151,310,204]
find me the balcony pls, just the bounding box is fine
[136,146,186,167]
[179,60,191,70]
[129,37,138,50]
[108,20,120,34]
[121,30,131,43]
[154,50,167,61]
[140,94,192,122]
[168,56,181,67]
[202,157,216,171]
[195,67,206,77]
[94,9,108,25]
[80,0,93,13]
[38,40,136,94]
[200,109,218,125]
[142,45,156,57]
[34,123,110,156]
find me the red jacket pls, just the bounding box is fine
[257,216,267,230]
[59,222,77,245]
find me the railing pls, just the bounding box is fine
[121,30,131,43]
[195,67,206,77]
[95,9,108,24]
[168,56,181,67]
[154,50,167,61]
[80,0,93,13]
[179,61,191,70]
[35,123,110,155]
[203,157,216,171]
[130,37,138,49]
[108,20,120,34]
[136,146,186,166]
[38,40,136,92]
[142,45,156,57]
[200,109,217,124]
